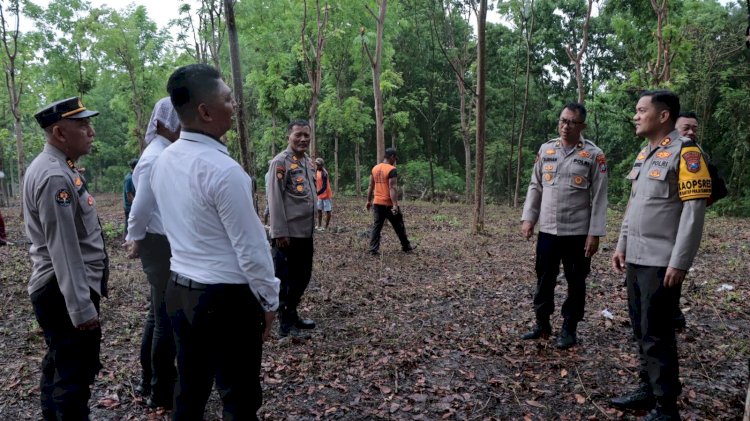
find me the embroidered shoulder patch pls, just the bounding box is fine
[678,146,711,201]
[276,165,285,180]
[87,195,95,207]
[55,189,72,207]
[660,137,672,147]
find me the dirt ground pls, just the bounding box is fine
[1,194,748,420]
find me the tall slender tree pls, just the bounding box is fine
[513,0,534,208]
[472,0,486,233]
[301,0,329,158]
[224,0,252,175]
[0,0,24,200]
[564,0,593,104]
[362,0,387,162]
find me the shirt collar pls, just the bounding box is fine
[285,146,308,161]
[180,130,228,155]
[43,143,74,165]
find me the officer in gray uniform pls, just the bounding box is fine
[610,90,710,421]
[24,97,107,419]
[520,102,608,349]
[267,119,317,338]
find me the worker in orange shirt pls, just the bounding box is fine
[365,147,414,255]
[315,157,332,231]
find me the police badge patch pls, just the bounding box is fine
[55,189,72,207]
[682,151,701,173]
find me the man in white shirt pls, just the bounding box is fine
[124,97,180,409]
[151,64,279,420]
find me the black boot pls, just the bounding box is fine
[521,319,551,340]
[610,384,656,411]
[641,399,680,420]
[555,319,578,349]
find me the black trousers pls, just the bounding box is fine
[532,232,590,323]
[626,264,681,399]
[138,233,176,406]
[369,205,411,253]
[273,237,313,328]
[167,278,265,420]
[31,280,101,420]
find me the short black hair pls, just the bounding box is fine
[287,119,310,135]
[166,64,223,122]
[129,158,138,169]
[563,102,587,122]
[640,89,680,123]
[678,111,698,121]
[384,147,397,159]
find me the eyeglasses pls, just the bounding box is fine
[559,118,584,127]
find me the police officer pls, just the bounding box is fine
[520,102,608,349]
[267,120,317,338]
[610,90,710,421]
[24,97,107,419]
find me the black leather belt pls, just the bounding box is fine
[171,272,208,290]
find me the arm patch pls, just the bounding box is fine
[678,146,711,201]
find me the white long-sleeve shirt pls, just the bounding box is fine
[126,135,171,240]
[150,130,279,311]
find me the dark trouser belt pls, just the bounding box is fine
[171,272,208,290]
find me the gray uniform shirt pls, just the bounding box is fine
[267,147,316,239]
[522,138,608,236]
[616,130,708,269]
[23,144,106,326]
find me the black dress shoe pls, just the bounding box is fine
[521,324,551,340]
[609,385,656,411]
[146,397,173,410]
[295,318,316,329]
[279,325,311,339]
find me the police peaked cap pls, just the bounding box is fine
[34,97,99,129]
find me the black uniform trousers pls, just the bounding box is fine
[138,294,155,390]
[30,279,102,420]
[369,204,411,253]
[167,277,265,420]
[273,237,313,328]
[532,232,590,323]
[626,264,681,399]
[138,233,176,407]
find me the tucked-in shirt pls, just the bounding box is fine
[23,144,106,326]
[616,130,709,269]
[126,135,171,240]
[522,137,608,236]
[372,163,397,206]
[267,148,316,239]
[150,130,279,311]
[123,172,135,211]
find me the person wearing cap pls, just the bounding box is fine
[124,97,181,409]
[366,147,414,255]
[267,119,317,338]
[520,102,608,350]
[150,64,279,419]
[123,158,138,239]
[24,97,108,419]
[315,157,332,231]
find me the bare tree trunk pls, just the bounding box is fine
[472,0,487,234]
[363,0,387,162]
[513,0,535,208]
[564,0,593,104]
[355,142,361,196]
[224,0,253,175]
[1,1,24,201]
[271,106,277,156]
[334,133,339,194]
[648,0,676,85]
[302,0,329,158]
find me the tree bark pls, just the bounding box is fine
[224,0,253,175]
[1,1,24,202]
[564,0,593,104]
[513,0,535,209]
[355,142,361,196]
[363,0,387,162]
[302,0,329,158]
[472,0,487,234]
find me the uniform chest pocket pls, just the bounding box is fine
[286,170,309,196]
[77,193,101,236]
[569,165,590,189]
[641,167,670,198]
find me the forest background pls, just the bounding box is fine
[1,0,749,218]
